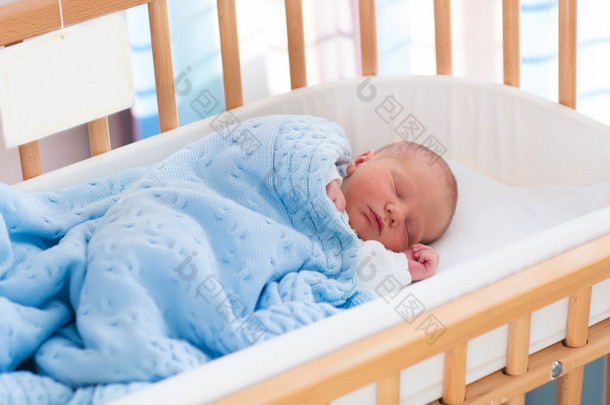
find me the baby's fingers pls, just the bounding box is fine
[418,251,435,262]
[410,243,425,251]
[421,252,439,270]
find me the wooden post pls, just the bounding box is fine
[377,373,400,405]
[502,0,520,87]
[284,0,306,89]
[148,0,179,132]
[505,314,531,405]
[358,0,377,76]
[217,0,244,110]
[88,117,111,156]
[443,342,467,404]
[558,0,576,109]
[18,141,43,180]
[433,0,452,75]
[557,287,592,405]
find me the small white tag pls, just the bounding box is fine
[0,13,134,148]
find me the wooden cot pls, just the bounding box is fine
[0,1,609,404]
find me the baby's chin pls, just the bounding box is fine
[344,207,398,252]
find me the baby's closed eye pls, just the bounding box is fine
[392,175,400,197]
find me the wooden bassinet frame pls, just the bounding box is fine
[1,1,609,404]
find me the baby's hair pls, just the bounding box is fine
[375,141,458,241]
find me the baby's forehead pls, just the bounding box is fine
[384,153,453,194]
[380,150,443,174]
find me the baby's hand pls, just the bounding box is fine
[326,180,346,213]
[404,244,439,281]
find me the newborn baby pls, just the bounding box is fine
[326,141,457,293]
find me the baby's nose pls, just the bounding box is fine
[387,204,405,226]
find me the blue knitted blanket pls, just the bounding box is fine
[0,115,374,404]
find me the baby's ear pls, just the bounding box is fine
[345,150,375,176]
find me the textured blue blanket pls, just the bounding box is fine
[0,115,374,404]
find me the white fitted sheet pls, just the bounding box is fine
[13,76,610,405]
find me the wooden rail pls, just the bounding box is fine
[429,317,610,404]
[0,0,149,46]
[211,234,610,404]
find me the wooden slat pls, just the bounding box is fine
[18,141,42,180]
[505,314,530,405]
[88,117,111,156]
[211,235,610,405]
[358,0,378,76]
[433,0,452,75]
[285,0,306,89]
[565,287,592,348]
[376,373,399,405]
[557,286,592,405]
[217,0,243,110]
[148,0,178,132]
[506,315,531,376]
[502,0,520,87]
[557,368,585,405]
[427,316,610,405]
[443,343,467,404]
[558,0,577,108]
[0,0,149,46]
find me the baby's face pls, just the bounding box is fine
[340,150,452,253]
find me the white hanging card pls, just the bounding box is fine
[0,13,134,148]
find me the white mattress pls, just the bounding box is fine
[14,76,610,404]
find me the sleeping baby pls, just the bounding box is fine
[326,141,458,294]
[0,115,457,395]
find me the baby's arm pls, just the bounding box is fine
[404,244,439,281]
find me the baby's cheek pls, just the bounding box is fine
[383,234,407,254]
[347,212,367,239]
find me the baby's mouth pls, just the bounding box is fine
[368,208,384,233]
